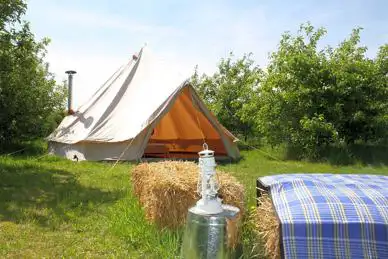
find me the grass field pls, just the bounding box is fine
[1,144,388,258]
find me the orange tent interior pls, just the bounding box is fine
[143,88,228,158]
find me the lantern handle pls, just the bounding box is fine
[203,143,208,151]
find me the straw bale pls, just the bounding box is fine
[131,161,245,229]
[252,193,281,259]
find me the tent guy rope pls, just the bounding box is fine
[108,137,136,171]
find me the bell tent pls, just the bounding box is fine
[47,46,240,161]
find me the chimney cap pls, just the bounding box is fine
[65,70,77,74]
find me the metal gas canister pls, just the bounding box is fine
[180,204,241,259]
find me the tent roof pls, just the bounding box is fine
[47,46,238,145]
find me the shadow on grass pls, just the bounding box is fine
[0,140,47,157]
[0,160,124,228]
[284,144,388,166]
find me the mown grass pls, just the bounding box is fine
[1,142,387,258]
[0,144,179,258]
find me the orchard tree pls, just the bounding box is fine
[0,0,67,143]
[192,53,263,141]
[0,0,26,29]
[258,23,337,154]
[373,44,388,144]
[257,22,388,158]
[326,29,388,144]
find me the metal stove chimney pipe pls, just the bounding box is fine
[65,70,77,114]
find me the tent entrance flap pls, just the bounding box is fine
[143,88,228,158]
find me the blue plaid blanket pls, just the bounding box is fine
[258,174,388,259]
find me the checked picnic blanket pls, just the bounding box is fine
[258,174,388,259]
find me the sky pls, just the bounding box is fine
[25,0,388,108]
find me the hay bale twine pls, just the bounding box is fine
[131,161,245,229]
[252,193,281,259]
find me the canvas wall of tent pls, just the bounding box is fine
[47,46,240,161]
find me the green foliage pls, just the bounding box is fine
[192,53,263,140]
[193,23,387,159]
[326,28,388,145]
[257,23,388,159]
[0,0,66,143]
[0,0,26,30]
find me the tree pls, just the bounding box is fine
[326,29,387,144]
[191,53,263,141]
[0,0,67,143]
[257,22,388,158]
[0,0,26,30]
[257,24,335,152]
[373,44,388,144]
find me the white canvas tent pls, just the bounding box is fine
[47,46,240,161]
